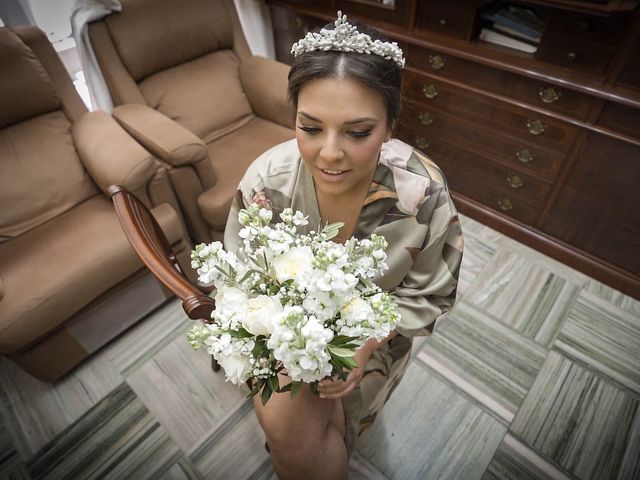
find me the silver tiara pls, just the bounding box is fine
[291,11,405,69]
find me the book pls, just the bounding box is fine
[481,9,543,40]
[492,23,541,44]
[479,28,538,53]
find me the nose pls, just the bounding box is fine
[319,132,344,163]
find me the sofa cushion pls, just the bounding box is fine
[198,117,294,228]
[139,50,253,142]
[0,28,61,129]
[0,196,184,354]
[0,111,98,242]
[105,0,234,81]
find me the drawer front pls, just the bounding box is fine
[406,45,594,120]
[402,78,577,153]
[596,102,640,142]
[335,0,410,27]
[535,32,614,77]
[270,7,326,65]
[415,0,476,39]
[397,124,552,206]
[399,99,565,181]
[396,128,543,224]
[545,10,629,46]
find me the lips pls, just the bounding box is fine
[317,167,351,182]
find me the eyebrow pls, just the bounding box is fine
[298,111,378,125]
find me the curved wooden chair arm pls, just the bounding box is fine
[108,185,215,322]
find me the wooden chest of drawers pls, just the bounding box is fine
[268,0,640,299]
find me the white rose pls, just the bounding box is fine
[272,246,314,282]
[242,295,282,336]
[217,353,252,386]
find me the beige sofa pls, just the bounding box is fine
[0,25,193,382]
[87,0,295,242]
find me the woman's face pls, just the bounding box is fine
[295,77,391,198]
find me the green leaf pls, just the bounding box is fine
[229,327,253,338]
[327,345,356,358]
[322,222,345,241]
[261,383,273,405]
[267,375,280,393]
[290,381,302,399]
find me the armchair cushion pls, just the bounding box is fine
[0,195,184,354]
[0,111,97,241]
[0,28,61,129]
[198,117,294,228]
[112,104,208,167]
[240,56,294,129]
[73,110,155,193]
[104,0,236,81]
[138,50,253,141]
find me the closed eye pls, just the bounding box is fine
[298,125,321,134]
[348,129,372,139]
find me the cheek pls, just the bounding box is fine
[296,133,317,163]
[350,138,385,168]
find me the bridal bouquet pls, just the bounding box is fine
[187,203,399,404]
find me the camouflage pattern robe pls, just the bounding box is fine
[224,138,464,455]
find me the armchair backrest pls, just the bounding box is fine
[0,26,96,243]
[89,0,254,142]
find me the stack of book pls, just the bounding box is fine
[479,6,544,54]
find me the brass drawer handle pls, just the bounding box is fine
[422,84,438,99]
[428,54,444,70]
[415,137,430,150]
[294,17,304,29]
[539,87,561,104]
[567,52,577,62]
[526,119,547,135]
[516,149,535,163]
[506,174,524,189]
[497,198,514,211]
[438,18,447,27]
[419,111,434,126]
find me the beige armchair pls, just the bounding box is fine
[87,0,295,242]
[0,25,192,382]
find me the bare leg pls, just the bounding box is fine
[253,373,348,480]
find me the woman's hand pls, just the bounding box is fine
[317,345,374,400]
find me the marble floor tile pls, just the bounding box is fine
[104,298,193,377]
[417,301,547,423]
[357,361,507,480]
[582,279,640,318]
[491,236,589,288]
[28,383,182,480]
[158,457,204,480]
[459,214,504,246]
[555,290,640,395]
[483,433,575,480]
[458,225,498,298]
[510,351,639,480]
[0,414,29,480]
[190,399,270,480]
[247,449,390,480]
[0,346,122,459]
[463,249,580,347]
[126,331,247,454]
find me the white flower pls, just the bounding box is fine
[213,286,248,330]
[206,334,255,385]
[242,295,282,336]
[272,246,314,282]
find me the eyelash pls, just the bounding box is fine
[297,125,373,139]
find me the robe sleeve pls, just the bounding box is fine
[392,193,464,338]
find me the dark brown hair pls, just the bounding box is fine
[288,21,403,129]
